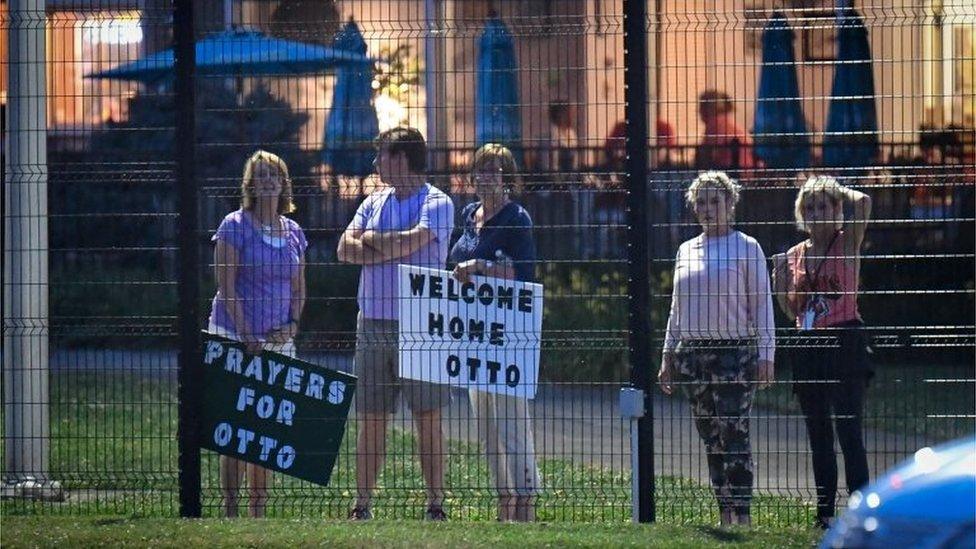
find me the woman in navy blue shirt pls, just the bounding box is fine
[450,143,540,521]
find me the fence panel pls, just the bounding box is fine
[2,0,973,526]
[2,1,181,515]
[649,0,975,527]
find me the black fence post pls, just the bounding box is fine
[174,0,201,518]
[623,0,655,523]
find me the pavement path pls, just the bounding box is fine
[48,349,937,502]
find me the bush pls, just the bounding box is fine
[538,263,672,383]
[50,81,319,347]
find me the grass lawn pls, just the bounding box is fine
[3,371,820,525]
[1,516,823,548]
[4,364,970,524]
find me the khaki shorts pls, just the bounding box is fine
[354,313,451,415]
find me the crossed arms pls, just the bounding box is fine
[337,225,436,265]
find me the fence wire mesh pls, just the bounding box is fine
[2,0,974,527]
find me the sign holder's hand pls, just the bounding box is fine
[242,333,263,356]
[266,321,298,344]
[451,259,482,284]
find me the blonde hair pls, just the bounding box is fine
[794,175,844,232]
[686,170,741,210]
[241,150,296,214]
[472,143,521,194]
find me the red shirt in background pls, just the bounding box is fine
[696,113,757,176]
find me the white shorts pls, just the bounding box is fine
[208,322,296,358]
[469,389,542,497]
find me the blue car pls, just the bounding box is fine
[820,436,976,548]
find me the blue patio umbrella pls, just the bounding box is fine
[321,21,379,177]
[476,17,522,162]
[752,11,810,169]
[822,6,879,168]
[87,29,372,84]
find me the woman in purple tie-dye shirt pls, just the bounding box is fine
[207,150,307,518]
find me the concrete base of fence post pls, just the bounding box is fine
[0,475,65,502]
[620,387,646,523]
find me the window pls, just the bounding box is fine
[47,10,144,128]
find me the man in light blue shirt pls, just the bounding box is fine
[337,127,454,521]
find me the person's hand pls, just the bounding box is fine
[361,230,378,247]
[266,322,297,344]
[451,259,482,284]
[241,333,263,356]
[756,359,775,390]
[658,354,675,395]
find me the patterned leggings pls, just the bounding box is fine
[675,343,758,513]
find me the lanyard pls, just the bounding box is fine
[804,230,841,285]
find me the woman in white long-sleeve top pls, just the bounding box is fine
[658,170,776,527]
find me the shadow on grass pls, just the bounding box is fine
[92,518,129,526]
[695,525,747,543]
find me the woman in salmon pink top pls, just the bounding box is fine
[771,175,872,529]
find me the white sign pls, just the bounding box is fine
[397,265,543,399]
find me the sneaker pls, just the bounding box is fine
[734,511,752,527]
[348,506,372,521]
[424,505,447,521]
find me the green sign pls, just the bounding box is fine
[199,332,356,486]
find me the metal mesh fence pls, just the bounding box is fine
[648,1,975,526]
[2,0,974,526]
